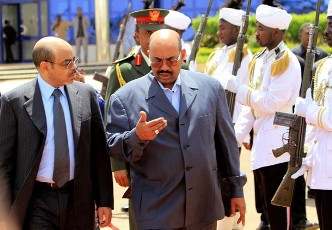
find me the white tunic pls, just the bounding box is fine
[204,43,253,123]
[235,41,302,170]
[304,56,332,190]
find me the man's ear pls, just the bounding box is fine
[181,48,186,60]
[39,61,50,71]
[134,32,139,43]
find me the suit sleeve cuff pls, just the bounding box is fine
[224,172,247,198]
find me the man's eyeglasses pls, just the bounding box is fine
[44,57,79,69]
[150,53,182,68]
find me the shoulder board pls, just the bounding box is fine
[112,53,135,64]
[271,50,290,77]
[228,44,250,63]
[112,46,140,64]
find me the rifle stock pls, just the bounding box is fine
[271,0,322,207]
[187,0,213,64]
[271,166,298,207]
[227,0,251,118]
[112,2,132,62]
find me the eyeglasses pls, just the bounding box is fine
[150,53,182,68]
[44,57,79,69]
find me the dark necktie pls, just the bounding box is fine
[52,89,70,187]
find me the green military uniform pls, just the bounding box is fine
[104,46,150,122]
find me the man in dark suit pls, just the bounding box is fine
[292,22,329,63]
[0,36,113,229]
[106,29,246,229]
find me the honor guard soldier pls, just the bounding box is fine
[226,0,302,229]
[104,8,169,230]
[206,2,252,230]
[291,1,332,229]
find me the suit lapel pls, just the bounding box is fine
[145,75,178,118]
[24,79,47,135]
[178,70,198,120]
[65,84,82,151]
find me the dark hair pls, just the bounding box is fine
[262,0,284,9]
[300,22,312,33]
[221,0,243,9]
[32,46,55,67]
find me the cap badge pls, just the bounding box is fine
[149,10,160,21]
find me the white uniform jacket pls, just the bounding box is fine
[304,56,332,190]
[205,43,253,123]
[235,41,302,170]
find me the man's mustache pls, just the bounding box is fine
[157,70,172,74]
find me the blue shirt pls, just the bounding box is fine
[36,75,75,182]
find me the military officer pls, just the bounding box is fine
[104,8,169,230]
[226,1,302,229]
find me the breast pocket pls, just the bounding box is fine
[198,113,214,145]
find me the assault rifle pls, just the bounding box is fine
[187,0,213,64]
[271,0,322,207]
[112,1,132,62]
[226,0,251,118]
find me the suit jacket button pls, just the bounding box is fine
[186,166,192,171]
[139,143,145,146]
[183,144,190,150]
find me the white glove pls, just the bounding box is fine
[294,88,313,118]
[226,74,239,93]
[291,157,311,179]
[189,60,196,71]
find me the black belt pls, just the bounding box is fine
[35,180,74,190]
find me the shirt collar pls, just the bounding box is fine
[37,74,66,99]
[158,73,181,91]
[141,49,151,66]
[222,43,237,52]
[263,41,286,62]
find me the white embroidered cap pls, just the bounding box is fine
[219,8,245,27]
[256,4,292,30]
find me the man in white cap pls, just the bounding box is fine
[164,10,192,62]
[204,1,252,228]
[226,0,302,229]
[291,1,332,229]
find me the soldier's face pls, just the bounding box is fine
[217,20,239,46]
[134,28,155,56]
[324,19,332,47]
[255,22,276,49]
